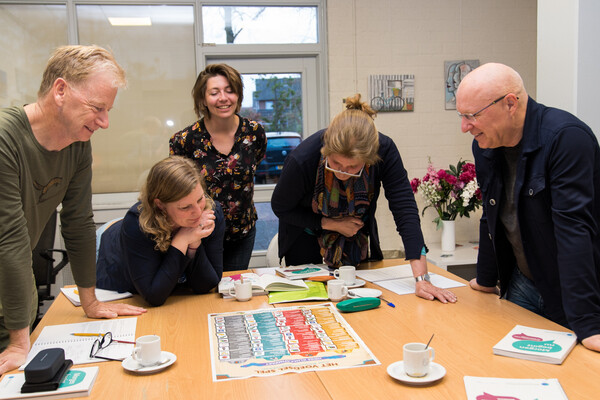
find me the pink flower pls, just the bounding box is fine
[411,159,482,223]
[410,178,420,193]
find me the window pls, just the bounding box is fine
[202,5,318,44]
[0,3,67,108]
[0,1,328,266]
[76,4,196,194]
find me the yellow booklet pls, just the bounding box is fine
[267,281,328,304]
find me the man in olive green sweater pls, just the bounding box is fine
[0,45,146,375]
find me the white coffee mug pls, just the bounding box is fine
[333,265,356,285]
[228,281,252,301]
[132,335,162,367]
[327,279,348,301]
[403,342,435,377]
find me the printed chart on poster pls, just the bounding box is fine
[208,303,380,381]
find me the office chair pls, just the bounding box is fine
[32,211,69,328]
[265,233,286,268]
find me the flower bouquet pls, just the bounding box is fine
[411,159,482,229]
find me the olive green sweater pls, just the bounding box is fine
[0,106,96,330]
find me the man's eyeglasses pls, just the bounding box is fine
[325,158,364,178]
[89,332,134,362]
[457,93,518,122]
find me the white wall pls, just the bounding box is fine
[536,0,578,113]
[537,0,600,137]
[327,0,538,254]
[577,0,600,136]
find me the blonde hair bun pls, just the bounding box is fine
[344,94,376,120]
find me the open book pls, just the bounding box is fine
[493,325,577,364]
[0,367,98,400]
[24,318,137,368]
[60,287,132,307]
[218,273,308,296]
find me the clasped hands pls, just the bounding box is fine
[177,210,216,250]
[321,216,364,237]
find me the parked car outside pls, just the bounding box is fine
[256,132,302,184]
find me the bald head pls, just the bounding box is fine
[456,63,529,148]
[457,63,527,103]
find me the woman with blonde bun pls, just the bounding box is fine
[272,94,457,303]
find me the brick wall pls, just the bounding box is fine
[327,0,537,253]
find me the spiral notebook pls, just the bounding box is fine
[22,318,137,369]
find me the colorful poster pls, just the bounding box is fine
[208,303,380,381]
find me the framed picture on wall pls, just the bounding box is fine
[368,74,414,113]
[445,60,479,110]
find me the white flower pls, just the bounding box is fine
[461,179,478,206]
[418,181,441,206]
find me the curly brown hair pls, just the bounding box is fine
[138,156,214,252]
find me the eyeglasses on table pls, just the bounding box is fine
[89,331,135,362]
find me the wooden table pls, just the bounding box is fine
[23,260,600,399]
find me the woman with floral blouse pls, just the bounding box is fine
[170,64,266,270]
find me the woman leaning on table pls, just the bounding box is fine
[271,94,456,303]
[96,156,225,306]
[169,63,266,271]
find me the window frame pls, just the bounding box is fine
[0,0,328,265]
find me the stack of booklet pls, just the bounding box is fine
[0,367,98,400]
[492,325,577,364]
[274,264,331,280]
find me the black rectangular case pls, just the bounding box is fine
[24,348,66,384]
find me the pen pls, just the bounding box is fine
[71,333,135,344]
[380,296,395,308]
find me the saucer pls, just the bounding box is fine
[387,361,446,385]
[347,288,382,298]
[345,279,366,289]
[122,351,176,374]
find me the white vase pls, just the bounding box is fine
[441,220,456,253]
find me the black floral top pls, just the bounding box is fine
[169,116,266,241]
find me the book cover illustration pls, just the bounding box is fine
[493,325,576,364]
[464,376,568,400]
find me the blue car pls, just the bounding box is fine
[256,132,302,184]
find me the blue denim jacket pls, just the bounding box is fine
[473,97,600,341]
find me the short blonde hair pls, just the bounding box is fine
[192,63,243,119]
[138,156,214,252]
[38,45,126,98]
[321,94,380,165]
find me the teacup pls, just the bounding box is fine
[327,279,348,301]
[228,281,252,302]
[132,335,162,367]
[403,342,435,377]
[333,265,356,285]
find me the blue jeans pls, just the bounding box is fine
[505,267,546,318]
[223,225,256,271]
